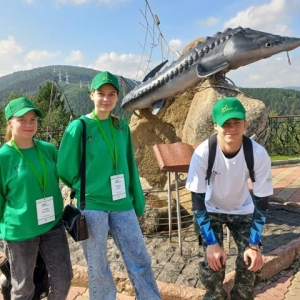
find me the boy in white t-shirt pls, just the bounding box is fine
[186,97,273,300]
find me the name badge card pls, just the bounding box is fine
[110,174,126,201]
[36,196,55,225]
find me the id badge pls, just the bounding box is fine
[36,196,55,225]
[110,174,126,201]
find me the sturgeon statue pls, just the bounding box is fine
[121,26,300,113]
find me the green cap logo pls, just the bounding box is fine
[5,97,43,121]
[90,71,119,92]
[212,97,246,126]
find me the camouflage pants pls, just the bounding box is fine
[198,213,262,300]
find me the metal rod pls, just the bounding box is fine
[167,171,172,241]
[175,172,182,255]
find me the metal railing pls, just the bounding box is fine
[0,117,299,245]
[1,115,300,156]
[265,115,300,156]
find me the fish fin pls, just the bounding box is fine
[119,76,137,92]
[196,62,229,78]
[151,99,165,115]
[143,60,169,82]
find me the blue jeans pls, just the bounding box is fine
[4,223,73,300]
[82,209,161,300]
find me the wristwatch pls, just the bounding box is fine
[247,243,263,251]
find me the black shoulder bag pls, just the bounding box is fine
[62,119,89,242]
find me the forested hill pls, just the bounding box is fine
[0,65,300,117]
[239,87,300,115]
[0,65,136,119]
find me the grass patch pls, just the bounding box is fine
[270,155,300,161]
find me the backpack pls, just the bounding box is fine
[193,134,256,246]
[205,134,255,185]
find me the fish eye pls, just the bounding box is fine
[265,42,271,47]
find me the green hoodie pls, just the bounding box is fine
[57,116,145,216]
[0,140,63,241]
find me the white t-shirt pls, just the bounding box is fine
[185,138,273,214]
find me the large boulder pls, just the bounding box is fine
[182,76,269,144]
[130,75,269,188]
[130,109,179,187]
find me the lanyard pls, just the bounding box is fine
[91,111,118,170]
[11,139,47,195]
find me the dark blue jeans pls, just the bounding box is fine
[4,223,73,300]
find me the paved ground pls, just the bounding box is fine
[1,163,300,299]
[66,163,300,300]
[65,259,300,299]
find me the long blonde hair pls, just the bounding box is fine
[5,124,12,142]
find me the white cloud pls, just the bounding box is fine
[219,0,300,88]
[6,50,61,74]
[0,36,24,76]
[89,51,157,81]
[0,36,22,57]
[56,0,89,4]
[0,37,64,76]
[224,0,292,34]
[57,0,89,5]
[168,39,182,52]
[64,50,85,64]
[196,17,220,28]
[228,54,300,88]
[25,50,60,64]
[89,52,139,78]
[1,0,299,89]
[55,0,130,4]
[95,0,131,4]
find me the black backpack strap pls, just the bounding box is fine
[79,119,86,210]
[243,135,255,182]
[205,134,217,185]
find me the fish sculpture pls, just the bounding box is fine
[121,26,300,113]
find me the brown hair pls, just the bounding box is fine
[111,114,123,130]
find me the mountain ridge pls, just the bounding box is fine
[0,65,134,118]
[1,65,300,116]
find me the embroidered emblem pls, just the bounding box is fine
[221,105,233,114]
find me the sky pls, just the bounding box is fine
[0,0,300,88]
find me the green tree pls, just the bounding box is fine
[35,81,73,131]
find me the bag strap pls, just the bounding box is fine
[243,135,255,182]
[79,119,86,210]
[205,134,255,184]
[205,134,217,185]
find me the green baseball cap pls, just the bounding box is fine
[212,97,246,126]
[90,71,119,92]
[5,97,43,121]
